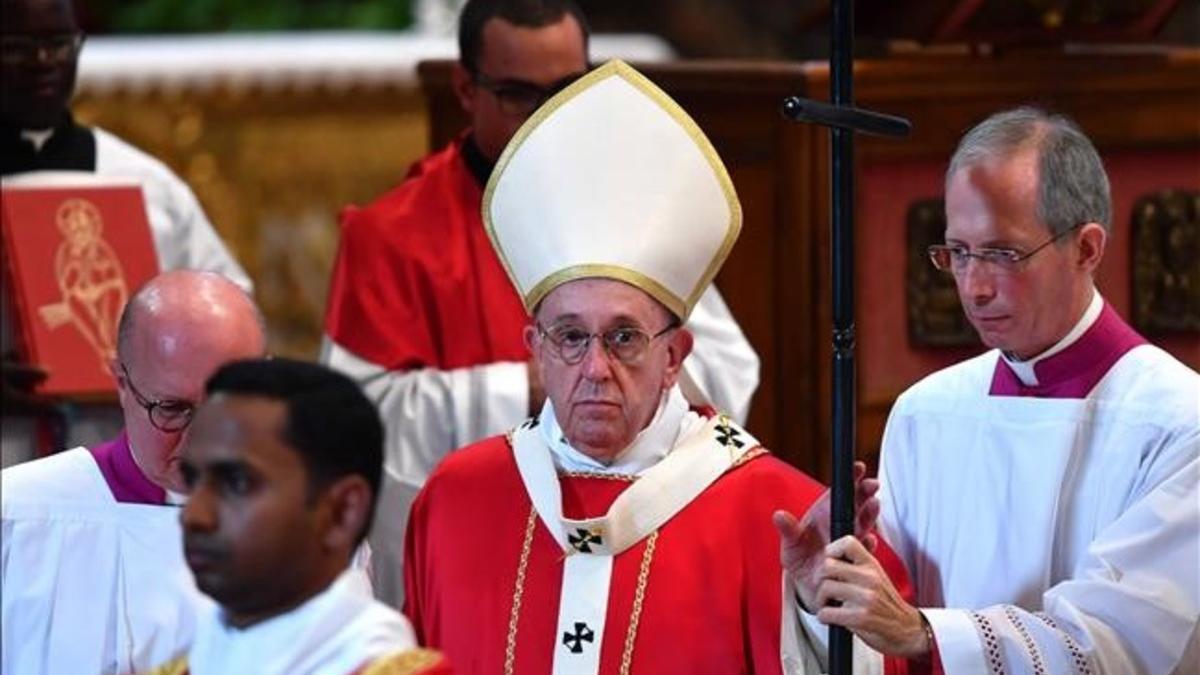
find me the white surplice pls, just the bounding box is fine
[180,568,417,675]
[1,447,210,675]
[878,300,1199,674]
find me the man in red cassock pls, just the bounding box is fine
[402,59,915,675]
[322,0,760,609]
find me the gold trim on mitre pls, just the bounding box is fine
[528,264,687,319]
[482,59,742,319]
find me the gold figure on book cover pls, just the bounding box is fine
[38,198,128,366]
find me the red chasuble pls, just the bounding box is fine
[404,431,916,674]
[324,138,529,371]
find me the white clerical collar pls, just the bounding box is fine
[20,128,54,152]
[217,566,358,634]
[540,385,693,475]
[1001,288,1102,386]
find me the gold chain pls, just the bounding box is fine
[619,530,659,675]
[504,507,538,675]
[557,469,639,481]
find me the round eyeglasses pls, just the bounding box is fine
[119,363,196,433]
[537,322,679,365]
[928,223,1084,274]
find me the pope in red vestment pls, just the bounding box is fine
[322,4,757,619]
[405,404,918,674]
[402,60,917,675]
[323,136,761,610]
[405,418,811,673]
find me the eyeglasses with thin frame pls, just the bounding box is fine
[119,363,196,433]
[537,321,679,365]
[0,33,84,66]
[927,223,1085,274]
[472,71,584,116]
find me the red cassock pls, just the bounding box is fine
[324,138,528,370]
[404,432,918,674]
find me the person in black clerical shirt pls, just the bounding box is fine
[1,0,251,466]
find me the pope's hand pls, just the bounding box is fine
[773,461,880,613]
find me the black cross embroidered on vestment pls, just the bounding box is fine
[715,422,745,448]
[567,528,603,553]
[562,622,595,653]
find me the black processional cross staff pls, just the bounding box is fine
[780,1,911,674]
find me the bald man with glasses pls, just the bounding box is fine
[2,270,267,675]
[2,0,252,471]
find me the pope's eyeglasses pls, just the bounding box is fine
[536,321,679,365]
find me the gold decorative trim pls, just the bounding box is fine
[143,655,189,675]
[357,647,446,675]
[527,264,687,319]
[481,59,742,319]
[558,468,639,482]
[619,530,659,675]
[731,445,768,468]
[504,506,539,675]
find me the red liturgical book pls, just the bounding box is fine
[2,181,159,397]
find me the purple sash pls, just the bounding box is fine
[989,302,1147,399]
[88,431,167,505]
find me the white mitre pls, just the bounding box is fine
[483,59,742,319]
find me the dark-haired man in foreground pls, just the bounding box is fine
[151,358,448,674]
